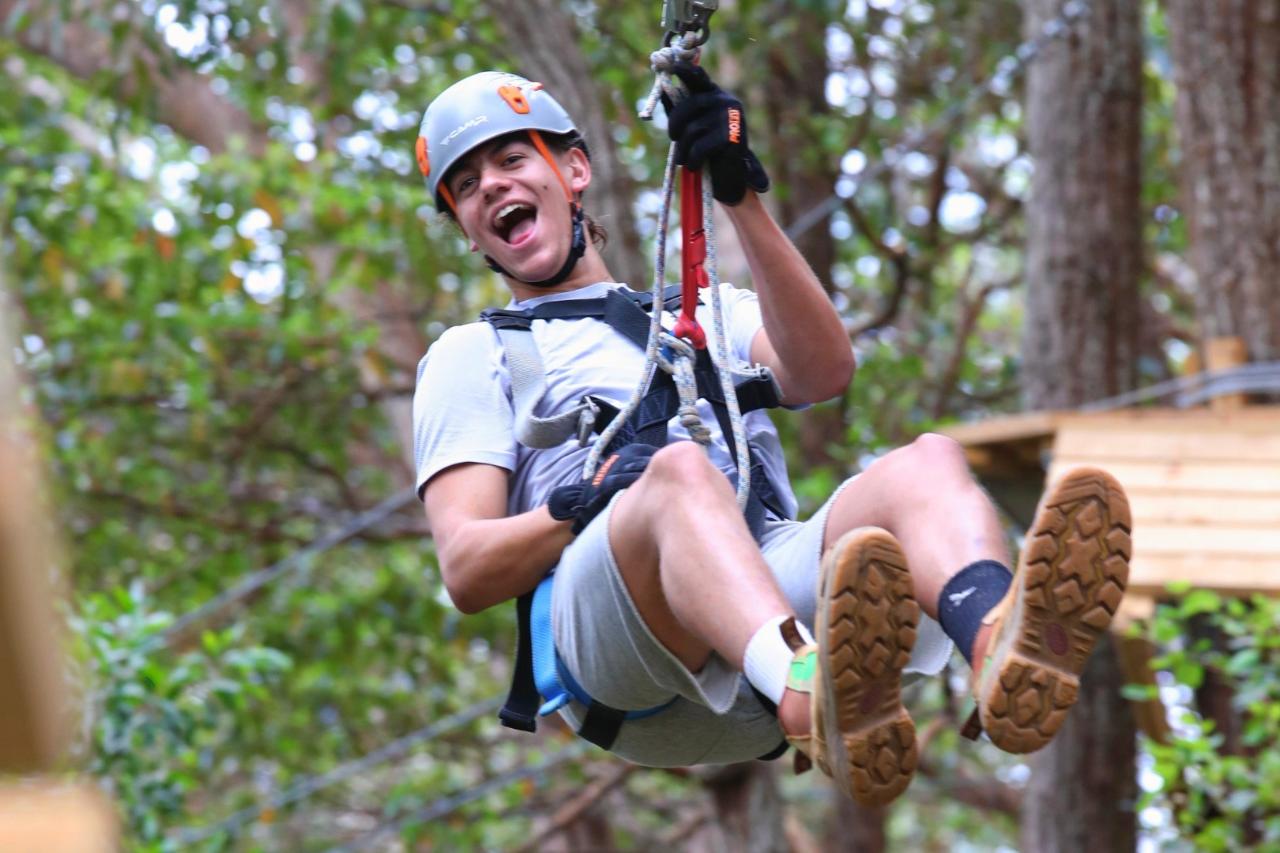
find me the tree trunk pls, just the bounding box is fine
[827,799,886,853]
[1020,0,1144,408]
[1164,0,1280,362]
[1019,0,1142,849]
[699,763,789,853]
[1020,634,1138,852]
[485,0,647,291]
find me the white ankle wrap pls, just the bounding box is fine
[744,615,816,705]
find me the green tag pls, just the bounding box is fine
[786,649,817,693]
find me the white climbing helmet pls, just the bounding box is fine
[416,71,579,211]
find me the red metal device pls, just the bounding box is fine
[671,166,709,349]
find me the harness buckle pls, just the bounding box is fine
[576,396,600,446]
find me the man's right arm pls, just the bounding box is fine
[423,461,575,614]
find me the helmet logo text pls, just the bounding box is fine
[441,115,489,146]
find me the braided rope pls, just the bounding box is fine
[700,177,751,508]
[581,143,677,479]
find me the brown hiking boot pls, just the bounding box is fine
[786,528,920,806]
[963,466,1132,753]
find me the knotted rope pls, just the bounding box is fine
[584,33,751,513]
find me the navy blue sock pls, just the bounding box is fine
[937,560,1013,665]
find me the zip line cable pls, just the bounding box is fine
[162,486,418,642]
[781,0,1093,243]
[171,696,503,845]
[1077,362,1280,412]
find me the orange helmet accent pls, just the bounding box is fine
[498,84,532,115]
[438,183,458,217]
[526,129,575,204]
[415,137,431,177]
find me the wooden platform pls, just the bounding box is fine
[1,301,119,846]
[0,784,116,853]
[0,312,70,772]
[944,407,1280,598]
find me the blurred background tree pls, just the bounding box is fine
[1,0,1277,849]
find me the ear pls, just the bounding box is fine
[564,146,592,197]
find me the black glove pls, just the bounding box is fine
[548,444,656,534]
[662,62,770,206]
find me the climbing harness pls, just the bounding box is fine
[486,285,791,750]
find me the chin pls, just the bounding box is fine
[507,256,562,284]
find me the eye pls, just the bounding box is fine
[503,152,525,166]
[455,174,478,195]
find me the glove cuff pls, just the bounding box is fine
[547,484,585,523]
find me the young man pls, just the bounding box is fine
[412,67,1132,806]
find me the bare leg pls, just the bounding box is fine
[607,442,812,737]
[823,433,1010,643]
[609,441,792,670]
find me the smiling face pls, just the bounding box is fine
[444,133,603,297]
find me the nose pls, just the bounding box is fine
[478,164,511,201]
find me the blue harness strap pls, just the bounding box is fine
[530,573,676,749]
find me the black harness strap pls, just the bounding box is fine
[486,286,790,759]
[498,591,539,733]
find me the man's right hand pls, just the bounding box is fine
[548,444,657,534]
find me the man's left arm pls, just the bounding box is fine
[724,195,854,404]
[663,62,854,404]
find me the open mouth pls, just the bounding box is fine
[493,203,537,246]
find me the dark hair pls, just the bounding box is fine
[440,131,608,250]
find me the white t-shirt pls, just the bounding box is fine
[412,281,797,518]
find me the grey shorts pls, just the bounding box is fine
[549,477,952,767]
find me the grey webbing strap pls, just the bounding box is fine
[497,327,595,449]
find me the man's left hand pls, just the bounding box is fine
[663,62,770,206]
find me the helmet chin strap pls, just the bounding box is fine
[485,204,587,288]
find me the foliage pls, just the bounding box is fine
[1131,590,1280,851]
[72,583,290,848]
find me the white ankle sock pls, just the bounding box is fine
[744,615,816,705]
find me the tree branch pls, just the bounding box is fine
[515,763,636,853]
[932,276,1013,418]
[0,0,263,153]
[842,195,913,338]
[915,759,1023,816]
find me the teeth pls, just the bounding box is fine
[496,203,531,226]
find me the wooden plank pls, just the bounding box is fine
[1055,425,1280,463]
[0,784,116,853]
[1111,594,1156,631]
[0,305,69,772]
[1128,555,1280,596]
[1125,492,1280,527]
[941,411,1063,449]
[1132,524,1280,556]
[1052,457,1280,495]
[1060,407,1280,431]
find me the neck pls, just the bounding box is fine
[505,247,615,302]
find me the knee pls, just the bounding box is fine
[639,441,725,499]
[647,440,716,482]
[910,432,968,470]
[873,432,971,483]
